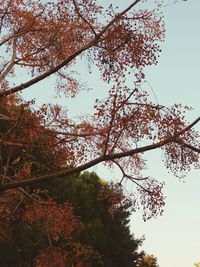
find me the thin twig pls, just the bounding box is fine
[1,195,26,218]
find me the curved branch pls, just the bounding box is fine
[113,159,151,194]
[113,160,148,182]
[0,195,26,218]
[0,136,175,191]
[0,116,199,191]
[0,111,21,143]
[18,187,56,205]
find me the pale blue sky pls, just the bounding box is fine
[21,1,200,266]
[130,1,200,266]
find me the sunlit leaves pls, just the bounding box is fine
[0,0,199,227]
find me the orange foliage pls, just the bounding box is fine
[0,0,199,231]
[23,200,80,240]
[33,247,68,267]
[34,245,94,267]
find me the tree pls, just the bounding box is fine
[43,172,144,267]
[0,161,146,266]
[0,100,148,266]
[0,99,92,267]
[0,0,200,221]
[40,172,146,267]
[136,254,159,267]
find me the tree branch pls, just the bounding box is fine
[72,0,97,36]
[0,38,16,82]
[0,195,26,218]
[0,115,199,191]
[174,117,200,138]
[175,140,200,153]
[18,187,57,205]
[0,113,15,122]
[0,0,141,98]
[0,136,174,191]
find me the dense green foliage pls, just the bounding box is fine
[43,172,144,267]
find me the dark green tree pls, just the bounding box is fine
[43,172,144,267]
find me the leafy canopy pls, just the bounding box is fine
[0,0,200,220]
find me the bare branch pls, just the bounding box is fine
[18,187,56,205]
[0,0,12,34]
[104,94,117,155]
[0,38,16,82]
[45,129,102,138]
[113,159,148,182]
[104,89,137,154]
[0,195,26,218]
[0,29,34,47]
[72,0,97,36]
[2,141,39,147]
[0,110,21,144]
[0,113,15,122]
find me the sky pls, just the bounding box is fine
[21,0,200,266]
[129,1,200,266]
